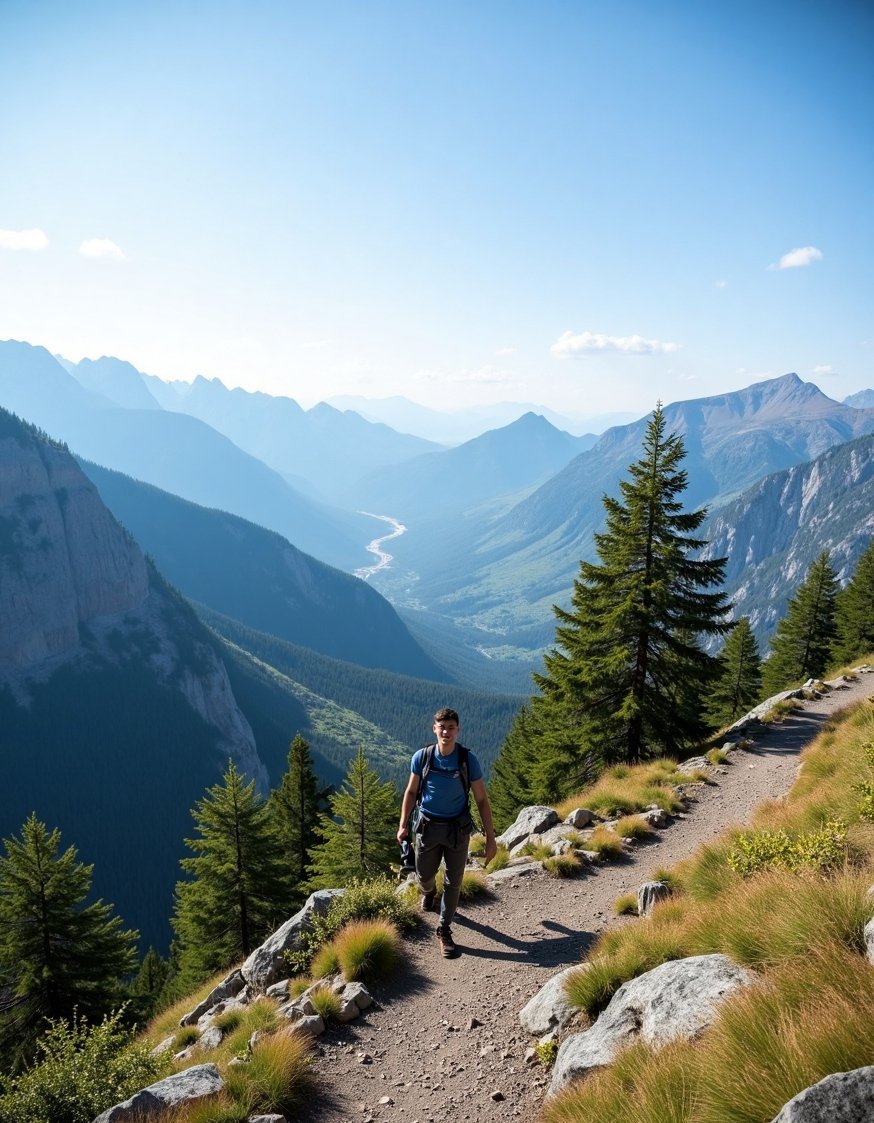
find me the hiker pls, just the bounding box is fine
[397,707,497,958]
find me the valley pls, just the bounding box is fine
[354,513,408,581]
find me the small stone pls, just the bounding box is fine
[468,1016,483,1029]
[358,1052,373,1064]
[491,1090,505,1101]
[378,1095,394,1105]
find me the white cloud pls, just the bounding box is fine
[812,364,836,376]
[715,279,728,288]
[495,345,516,357]
[550,330,680,358]
[770,245,823,270]
[79,237,126,260]
[0,227,49,251]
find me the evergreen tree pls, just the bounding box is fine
[0,814,138,1071]
[832,538,874,665]
[492,404,731,807]
[126,947,170,1022]
[706,617,762,728]
[762,550,839,696]
[267,733,329,899]
[307,747,399,887]
[171,761,293,990]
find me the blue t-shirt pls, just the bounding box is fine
[411,744,483,820]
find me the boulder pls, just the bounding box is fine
[487,862,543,883]
[241,889,345,992]
[637,880,671,917]
[564,808,596,829]
[769,1066,874,1122]
[549,954,752,1095]
[496,806,561,850]
[341,981,373,1010]
[92,1064,223,1123]
[864,917,874,967]
[641,807,670,828]
[519,966,584,1035]
[179,969,245,1027]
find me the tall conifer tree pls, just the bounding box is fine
[762,550,839,695]
[171,761,292,990]
[706,617,762,728]
[0,814,138,1071]
[491,404,731,810]
[832,539,874,665]
[307,747,399,887]
[268,733,329,898]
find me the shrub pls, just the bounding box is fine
[584,828,626,861]
[727,819,848,876]
[613,815,654,841]
[543,853,582,878]
[285,876,416,973]
[0,1009,162,1123]
[333,919,401,982]
[307,984,341,1022]
[613,893,638,915]
[288,976,311,998]
[520,840,554,861]
[706,747,730,765]
[310,942,340,979]
[222,1030,311,1117]
[535,1039,559,1067]
[485,845,510,872]
[171,1026,201,1051]
[212,1008,244,1034]
[853,739,874,821]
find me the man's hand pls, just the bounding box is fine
[397,825,408,845]
[482,835,497,866]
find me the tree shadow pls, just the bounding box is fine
[452,911,596,966]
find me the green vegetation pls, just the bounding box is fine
[490,406,731,822]
[706,617,762,728]
[268,734,330,902]
[170,761,294,995]
[543,852,583,878]
[762,550,839,696]
[832,538,874,665]
[726,818,848,876]
[0,1010,161,1123]
[0,815,138,1071]
[307,748,400,889]
[613,893,639,915]
[331,919,401,982]
[612,815,654,841]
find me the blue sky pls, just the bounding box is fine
[0,0,871,419]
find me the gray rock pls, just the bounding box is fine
[248,1116,288,1123]
[149,1034,175,1057]
[180,969,245,1027]
[549,954,752,1095]
[265,979,290,1001]
[487,862,543,882]
[537,823,591,848]
[496,806,561,850]
[640,807,670,828]
[519,966,584,1035]
[197,1026,224,1050]
[865,917,874,967]
[336,997,360,1022]
[769,1066,874,1121]
[241,889,345,992]
[679,756,711,772]
[564,807,596,828]
[341,982,373,1010]
[92,1063,223,1123]
[287,1014,325,1036]
[196,996,248,1030]
[637,880,671,917]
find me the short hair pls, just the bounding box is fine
[433,707,460,725]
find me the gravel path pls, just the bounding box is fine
[299,673,874,1123]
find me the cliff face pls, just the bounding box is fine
[0,433,149,670]
[0,416,265,786]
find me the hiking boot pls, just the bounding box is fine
[436,924,458,958]
[420,889,437,912]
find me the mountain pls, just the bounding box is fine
[0,406,267,950]
[79,459,449,680]
[844,389,874,409]
[327,393,628,443]
[0,340,370,570]
[371,374,874,652]
[70,356,163,410]
[347,412,597,519]
[137,372,439,502]
[701,432,874,643]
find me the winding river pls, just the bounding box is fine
[354,512,407,580]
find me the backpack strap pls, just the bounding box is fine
[415,743,471,805]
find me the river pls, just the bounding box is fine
[354,513,407,580]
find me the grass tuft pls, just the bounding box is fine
[222,1029,312,1117]
[613,893,638,916]
[543,852,583,878]
[332,918,401,982]
[613,815,655,841]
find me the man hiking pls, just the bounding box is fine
[397,707,497,958]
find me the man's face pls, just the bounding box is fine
[433,720,459,751]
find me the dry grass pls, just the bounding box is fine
[543,852,583,878]
[331,918,401,982]
[613,815,655,841]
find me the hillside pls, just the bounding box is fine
[79,459,449,680]
[702,432,874,643]
[0,407,268,951]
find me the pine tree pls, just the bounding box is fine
[126,946,170,1021]
[0,814,138,1071]
[492,404,731,806]
[267,733,329,899]
[171,761,293,990]
[832,538,874,665]
[307,747,399,887]
[706,617,762,728]
[762,550,839,696]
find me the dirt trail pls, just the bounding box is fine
[299,673,874,1123]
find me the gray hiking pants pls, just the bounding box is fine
[414,813,472,927]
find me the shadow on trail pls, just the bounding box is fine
[452,911,596,966]
[744,707,837,757]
